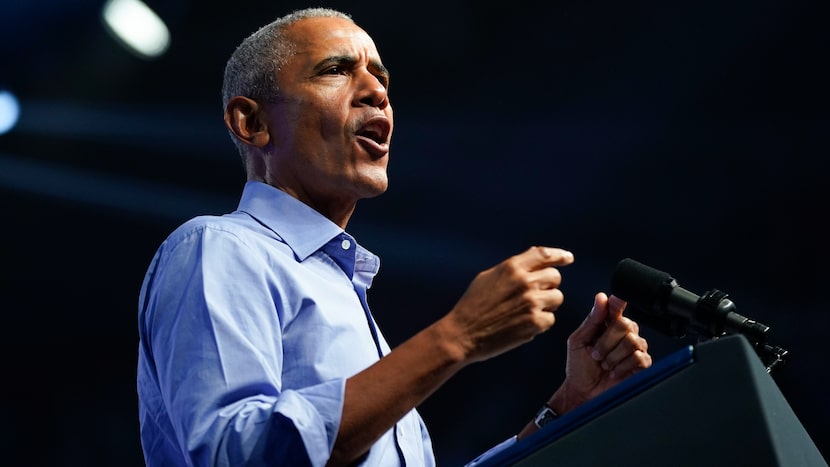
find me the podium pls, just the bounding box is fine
[475,334,827,466]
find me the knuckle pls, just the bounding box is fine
[523,290,546,308]
[503,260,525,280]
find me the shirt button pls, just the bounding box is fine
[341,239,351,250]
[397,424,405,438]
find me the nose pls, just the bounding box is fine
[355,70,389,109]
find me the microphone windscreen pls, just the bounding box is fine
[611,258,674,314]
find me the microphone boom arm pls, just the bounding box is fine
[689,288,788,373]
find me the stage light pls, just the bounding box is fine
[101,0,170,59]
[0,90,20,135]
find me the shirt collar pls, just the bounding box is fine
[236,181,344,262]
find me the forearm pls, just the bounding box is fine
[328,317,469,466]
[329,246,576,464]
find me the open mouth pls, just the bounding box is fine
[356,116,391,146]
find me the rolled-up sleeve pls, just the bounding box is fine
[140,223,344,466]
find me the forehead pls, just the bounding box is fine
[285,17,381,62]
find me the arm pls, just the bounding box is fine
[141,226,343,467]
[328,246,575,466]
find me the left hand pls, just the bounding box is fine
[555,292,652,410]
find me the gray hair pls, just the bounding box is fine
[221,7,354,159]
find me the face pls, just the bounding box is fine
[260,16,393,220]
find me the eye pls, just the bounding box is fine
[323,66,347,75]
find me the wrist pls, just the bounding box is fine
[425,318,470,366]
[548,382,587,416]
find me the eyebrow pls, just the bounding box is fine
[313,55,391,81]
[370,59,390,80]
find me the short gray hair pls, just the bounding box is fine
[221,8,354,158]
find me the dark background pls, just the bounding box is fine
[1,1,828,465]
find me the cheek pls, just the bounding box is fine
[310,93,351,135]
[319,109,349,140]
[273,96,352,156]
[275,95,343,137]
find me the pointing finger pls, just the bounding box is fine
[516,246,574,271]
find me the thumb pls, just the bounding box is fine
[605,294,627,321]
[569,292,609,346]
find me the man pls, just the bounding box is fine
[137,7,652,466]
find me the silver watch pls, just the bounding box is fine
[533,405,558,429]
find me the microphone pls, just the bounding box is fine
[611,258,768,344]
[610,258,789,373]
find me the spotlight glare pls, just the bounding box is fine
[102,0,170,59]
[0,90,20,135]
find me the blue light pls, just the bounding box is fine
[0,90,20,134]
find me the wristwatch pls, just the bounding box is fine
[533,404,558,429]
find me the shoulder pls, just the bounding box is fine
[145,212,283,271]
[142,212,295,290]
[163,211,275,248]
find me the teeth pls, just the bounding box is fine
[358,119,389,144]
[360,128,383,143]
[366,132,382,143]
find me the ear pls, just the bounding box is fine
[224,96,271,148]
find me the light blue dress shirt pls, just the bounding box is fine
[137,181,436,466]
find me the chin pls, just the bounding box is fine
[365,188,388,199]
[361,181,389,199]
[355,170,389,198]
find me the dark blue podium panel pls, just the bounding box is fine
[476,334,827,467]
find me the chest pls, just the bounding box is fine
[275,257,390,387]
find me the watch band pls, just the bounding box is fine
[533,404,558,429]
